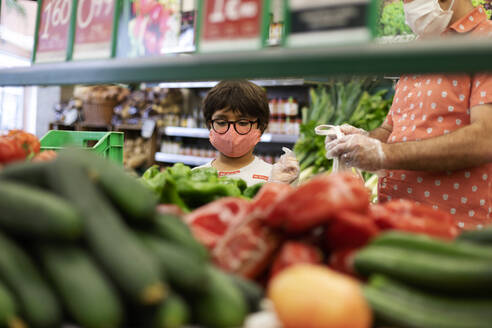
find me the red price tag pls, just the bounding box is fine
[73,0,116,60]
[200,0,263,52]
[36,0,73,62]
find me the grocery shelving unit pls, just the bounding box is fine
[154,152,213,166]
[1,38,492,86]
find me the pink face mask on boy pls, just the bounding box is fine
[209,128,261,158]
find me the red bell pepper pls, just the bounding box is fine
[270,242,323,279]
[266,173,370,233]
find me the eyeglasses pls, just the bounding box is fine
[210,119,258,135]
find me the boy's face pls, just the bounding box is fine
[210,108,261,134]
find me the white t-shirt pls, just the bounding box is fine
[195,156,272,186]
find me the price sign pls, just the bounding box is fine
[34,0,74,63]
[72,0,118,60]
[199,0,267,52]
[286,0,373,48]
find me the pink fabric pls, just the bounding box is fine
[209,128,261,158]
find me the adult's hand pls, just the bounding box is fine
[325,134,386,172]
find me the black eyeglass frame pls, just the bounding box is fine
[209,119,259,135]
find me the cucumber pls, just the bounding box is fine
[192,266,247,328]
[228,274,263,313]
[47,155,165,305]
[138,233,208,293]
[458,227,492,244]
[153,213,208,261]
[364,275,492,328]
[371,231,492,260]
[354,245,492,293]
[154,293,190,328]
[64,149,157,222]
[0,231,61,328]
[0,161,50,188]
[0,280,25,328]
[0,181,82,240]
[40,245,123,328]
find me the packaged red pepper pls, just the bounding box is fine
[185,197,251,249]
[266,173,370,233]
[269,241,323,279]
[325,210,380,251]
[213,213,282,279]
[370,200,459,240]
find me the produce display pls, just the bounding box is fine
[183,172,459,284]
[0,130,56,167]
[0,149,263,328]
[355,231,492,328]
[140,164,264,213]
[294,80,392,182]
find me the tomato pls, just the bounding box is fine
[7,130,40,157]
[0,137,25,164]
[370,200,459,239]
[325,211,380,251]
[32,150,57,163]
[266,173,370,233]
[185,197,251,249]
[269,242,322,279]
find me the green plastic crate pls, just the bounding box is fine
[40,130,124,165]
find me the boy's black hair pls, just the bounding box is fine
[203,80,270,132]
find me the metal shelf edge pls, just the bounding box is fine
[3,38,492,86]
[155,152,212,166]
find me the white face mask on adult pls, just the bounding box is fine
[404,0,456,37]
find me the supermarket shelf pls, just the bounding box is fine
[2,38,492,86]
[155,152,212,166]
[163,127,298,143]
[158,79,305,88]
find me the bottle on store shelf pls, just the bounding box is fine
[278,113,286,134]
[295,118,301,136]
[278,98,286,116]
[269,98,278,116]
[287,97,299,116]
[285,116,292,135]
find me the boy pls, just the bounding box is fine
[196,80,299,186]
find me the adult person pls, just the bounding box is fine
[325,0,492,229]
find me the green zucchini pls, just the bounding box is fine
[64,149,157,222]
[192,266,247,328]
[458,226,492,244]
[371,231,492,260]
[138,233,208,293]
[0,181,82,240]
[0,280,25,328]
[0,161,50,188]
[228,274,263,313]
[47,155,165,305]
[154,293,190,328]
[40,245,123,328]
[0,231,61,328]
[364,275,492,328]
[354,245,492,293]
[153,213,208,261]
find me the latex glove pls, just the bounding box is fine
[271,148,300,184]
[325,134,386,172]
[316,124,368,144]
